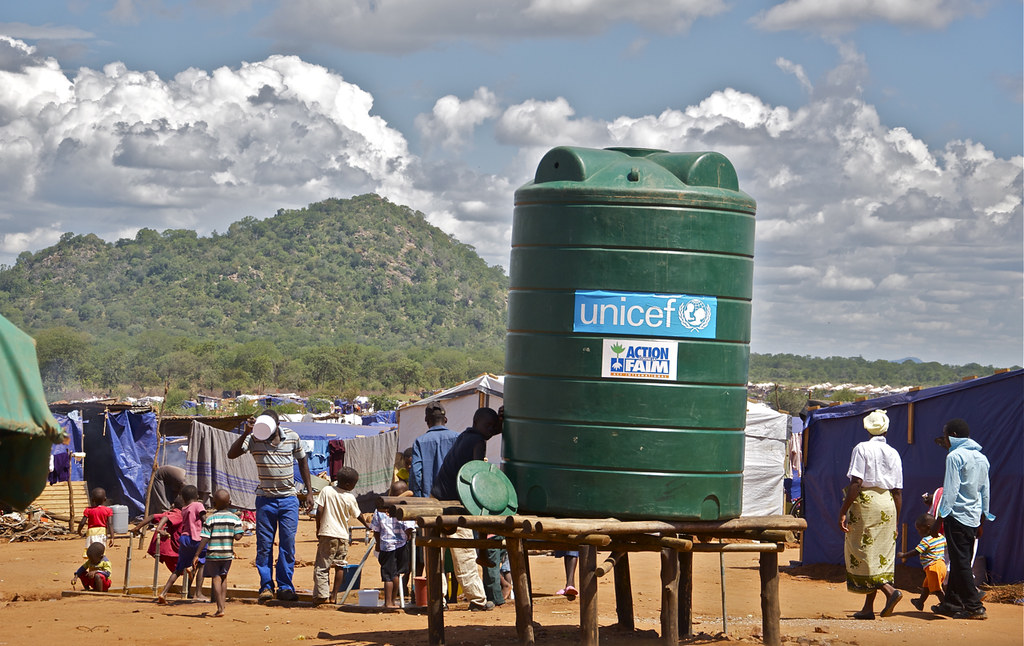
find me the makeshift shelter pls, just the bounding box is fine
[397,374,504,465]
[801,370,1023,584]
[48,401,157,518]
[741,401,790,517]
[0,315,66,510]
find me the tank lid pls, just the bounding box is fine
[516,146,755,212]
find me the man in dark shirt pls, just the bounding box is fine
[430,407,500,610]
[431,407,501,500]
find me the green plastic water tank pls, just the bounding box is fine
[503,146,756,521]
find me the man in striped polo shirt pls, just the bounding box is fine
[229,409,314,602]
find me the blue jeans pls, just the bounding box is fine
[255,495,299,593]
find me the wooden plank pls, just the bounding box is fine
[613,552,634,630]
[424,528,445,646]
[759,550,781,646]
[579,545,599,646]
[679,550,693,638]
[660,547,679,645]
[507,538,535,646]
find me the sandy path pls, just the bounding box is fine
[1,517,1020,645]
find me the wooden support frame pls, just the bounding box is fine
[403,513,804,646]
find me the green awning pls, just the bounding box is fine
[0,314,65,510]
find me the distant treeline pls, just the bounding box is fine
[748,353,1019,388]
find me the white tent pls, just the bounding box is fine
[396,374,505,465]
[740,400,790,517]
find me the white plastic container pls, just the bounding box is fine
[358,589,381,607]
[110,504,129,534]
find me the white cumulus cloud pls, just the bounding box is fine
[265,0,728,53]
[753,0,990,33]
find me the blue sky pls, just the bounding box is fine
[0,0,1021,368]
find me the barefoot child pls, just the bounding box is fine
[898,513,947,611]
[132,495,184,573]
[77,487,114,555]
[192,489,244,617]
[369,495,415,608]
[73,542,113,591]
[157,485,207,603]
[312,466,367,604]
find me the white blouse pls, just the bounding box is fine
[846,436,903,490]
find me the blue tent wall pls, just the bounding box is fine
[802,370,1023,584]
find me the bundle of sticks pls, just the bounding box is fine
[1,510,72,542]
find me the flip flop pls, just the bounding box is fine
[853,610,875,620]
[155,596,167,605]
[563,585,578,601]
[880,590,903,617]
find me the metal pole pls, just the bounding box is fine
[719,539,727,635]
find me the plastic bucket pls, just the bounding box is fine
[414,576,428,606]
[340,564,361,591]
[110,505,129,534]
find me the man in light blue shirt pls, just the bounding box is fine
[410,403,458,499]
[932,418,994,620]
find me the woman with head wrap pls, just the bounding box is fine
[838,409,904,619]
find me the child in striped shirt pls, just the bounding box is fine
[193,489,244,617]
[899,513,947,611]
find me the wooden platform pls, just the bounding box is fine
[383,497,807,646]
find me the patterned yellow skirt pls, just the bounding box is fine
[844,486,897,593]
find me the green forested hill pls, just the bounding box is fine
[0,195,507,346]
[0,195,509,398]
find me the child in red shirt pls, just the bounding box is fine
[156,485,208,604]
[77,487,114,556]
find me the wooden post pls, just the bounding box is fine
[678,549,693,638]
[506,538,535,645]
[138,387,168,549]
[759,549,781,646]
[660,546,680,645]
[579,545,599,646]
[424,528,445,646]
[613,552,634,630]
[907,402,915,444]
[66,478,76,531]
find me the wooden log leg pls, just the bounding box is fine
[678,550,693,638]
[759,549,781,646]
[506,538,535,646]
[660,547,680,646]
[613,552,634,630]
[425,530,445,646]
[579,545,599,646]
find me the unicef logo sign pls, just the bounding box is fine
[574,290,718,339]
[678,298,712,331]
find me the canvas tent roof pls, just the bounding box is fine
[397,374,505,465]
[801,369,1023,584]
[0,315,66,509]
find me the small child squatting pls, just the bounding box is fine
[73,542,112,591]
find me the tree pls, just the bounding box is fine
[34,326,91,395]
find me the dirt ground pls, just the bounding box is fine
[1,518,1020,646]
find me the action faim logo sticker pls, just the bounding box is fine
[601,339,678,380]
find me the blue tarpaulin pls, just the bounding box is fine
[802,370,1023,584]
[54,412,84,481]
[362,410,397,425]
[105,410,158,517]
